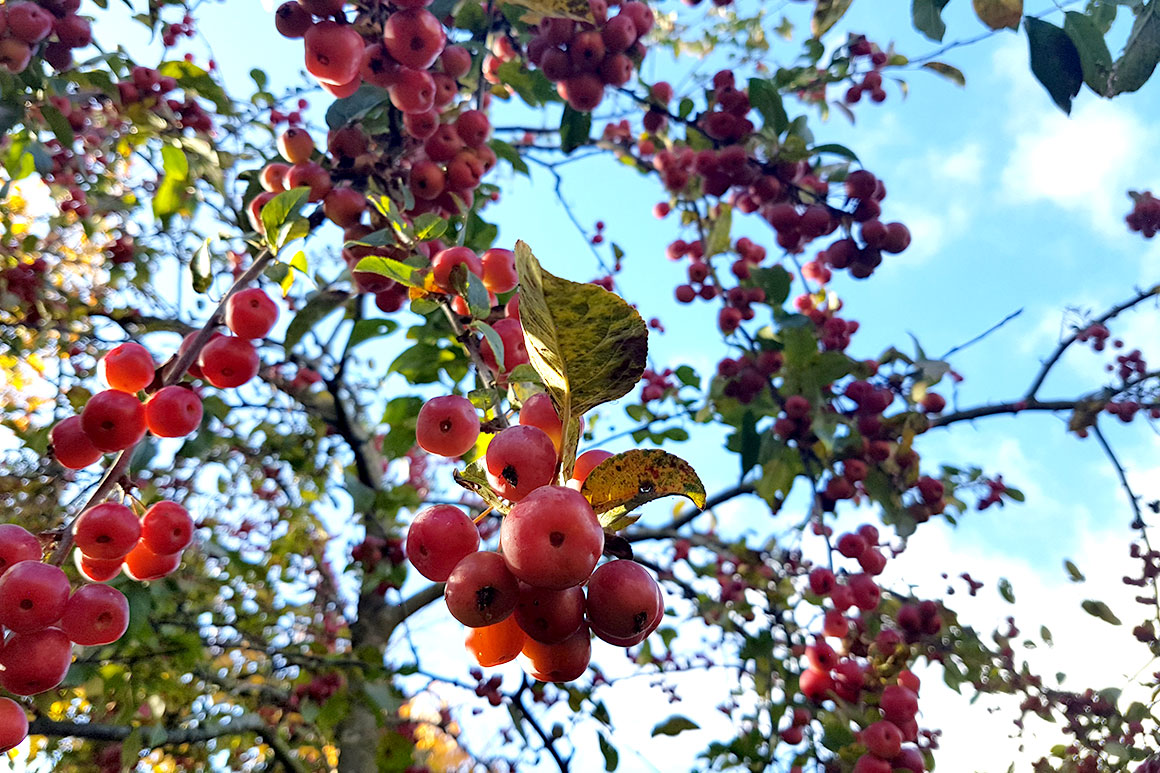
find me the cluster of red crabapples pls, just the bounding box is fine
[405,391,662,682]
[522,0,655,112]
[843,36,891,105]
[793,524,938,772]
[0,0,92,75]
[0,520,140,753]
[51,286,279,473]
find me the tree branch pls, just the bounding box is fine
[29,713,265,745]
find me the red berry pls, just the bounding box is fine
[430,246,482,290]
[518,393,562,451]
[416,395,479,457]
[0,627,72,695]
[50,415,102,469]
[0,560,70,632]
[880,685,919,724]
[197,336,259,389]
[73,502,141,560]
[569,448,613,489]
[465,614,526,667]
[520,624,591,682]
[485,425,557,502]
[81,390,146,452]
[0,697,27,752]
[479,247,518,294]
[0,525,40,577]
[75,552,122,583]
[304,21,364,86]
[140,501,195,554]
[382,8,446,70]
[144,385,203,438]
[444,551,520,627]
[499,486,604,589]
[405,505,480,582]
[225,288,279,339]
[122,541,183,581]
[277,128,314,164]
[798,667,833,702]
[514,582,585,643]
[101,342,155,392]
[61,584,130,646]
[586,560,661,641]
[862,720,902,759]
[479,318,530,374]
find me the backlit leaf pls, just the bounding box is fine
[973,0,1022,30]
[651,715,699,737]
[515,241,648,479]
[581,449,706,531]
[812,0,853,37]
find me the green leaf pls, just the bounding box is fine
[1109,0,1160,94]
[747,78,788,135]
[153,144,190,220]
[325,84,390,129]
[344,318,398,356]
[1064,11,1114,94]
[191,238,212,294]
[912,0,951,42]
[921,61,967,86]
[810,143,861,161]
[354,255,424,288]
[464,211,499,252]
[705,203,732,257]
[282,250,311,296]
[651,715,699,737]
[749,266,792,306]
[121,728,143,768]
[1081,599,1122,625]
[473,320,506,372]
[453,459,512,514]
[560,105,591,154]
[40,103,75,148]
[674,365,699,388]
[413,212,448,241]
[497,59,546,106]
[515,241,648,478]
[1064,559,1086,582]
[998,577,1015,603]
[1025,16,1084,113]
[261,187,312,255]
[158,60,233,114]
[598,733,619,771]
[490,138,530,175]
[283,290,350,352]
[812,0,853,37]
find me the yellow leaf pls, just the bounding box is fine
[581,449,706,531]
[514,241,648,479]
[812,0,854,38]
[505,0,593,23]
[972,0,1022,30]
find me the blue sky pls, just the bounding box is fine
[55,0,1160,771]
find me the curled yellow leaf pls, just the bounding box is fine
[581,449,707,531]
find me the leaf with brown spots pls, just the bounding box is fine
[581,449,707,531]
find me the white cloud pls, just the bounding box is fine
[993,35,1159,236]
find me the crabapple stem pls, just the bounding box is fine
[48,248,276,566]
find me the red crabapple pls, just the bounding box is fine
[0,697,27,752]
[144,385,203,438]
[862,720,903,759]
[443,551,520,627]
[518,392,562,450]
[415,395,479,457]
[465,614,526,667]
[0,525,40,576]
[101,342,154,393]
[430,246,483,290]
[140,501,195,554]
[122,541,183,581]
[75,552,122,583]
[520,624,591,682]
[485,425,557,501]
[406,505,480,582]
[62,584,130,646]
[514,582,586,643]
[81,390,146,452]
[197,336,259,389]
[73,502,141,560]
[277,128,314,164]
[0,627,73,695]
[479,318,530,374]
[479,247,518,293]
[499,486,604,589]
[0,560,70,632]
[304,21,364,86]
[569,448,613,488]
[382,8,446,70]
[50,415,102,469]
[225,287,279,339]
[586,560,661,641]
